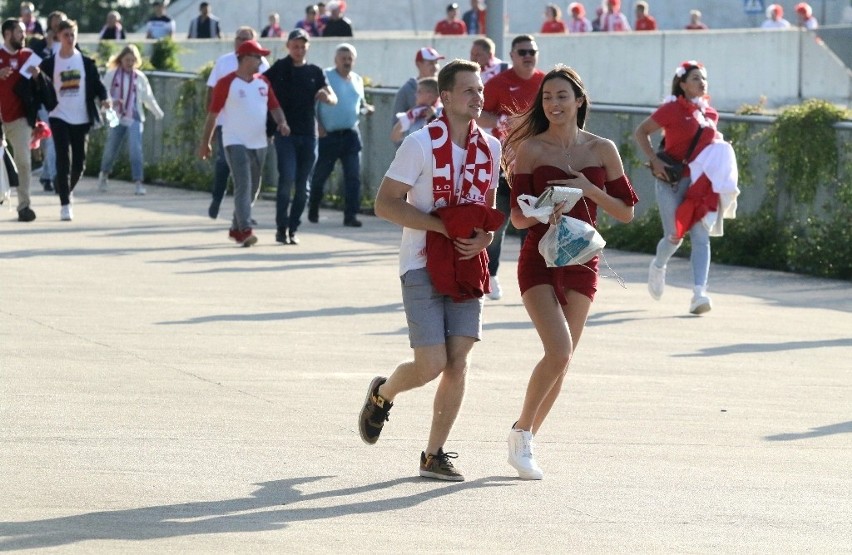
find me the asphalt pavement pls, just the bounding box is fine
[2,178,850,553]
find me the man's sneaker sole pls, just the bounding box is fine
[418,468,464,482]
[419,450,464,481]
[358,376,388,445]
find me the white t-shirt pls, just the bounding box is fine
[209,72,278,149]
[384,125,501,276]
[207,51,270,125]
[761,18,791,29]
[50,51,89,125]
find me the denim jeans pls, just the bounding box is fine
[224,144,266,231]
[274,133,318,234]
[37,107,55,182]
[100,119,144,182]
[654,177,711,288]
[49,117,90,206]
[310,129,362,220]
[211,126,230,207]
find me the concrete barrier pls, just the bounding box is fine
[81,27,851,112]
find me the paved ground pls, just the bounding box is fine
[2,179,851,553]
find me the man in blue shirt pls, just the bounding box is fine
[309,43,373,227]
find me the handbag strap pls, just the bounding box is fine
[682,125,704,163]
[659,125,704,163]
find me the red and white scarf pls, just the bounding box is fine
[427,113,492,209]
[110,68,137,121]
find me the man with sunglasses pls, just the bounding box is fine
[477,35,544,300]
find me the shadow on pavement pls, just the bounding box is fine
[764,420,852,441]
[0,476,513,551]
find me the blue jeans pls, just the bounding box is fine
[654,177,711,288]
[310,129,362,220]
[224,144,266,231]
[100,119,144,182]
[211,126,230,207]
[274,133,317,234]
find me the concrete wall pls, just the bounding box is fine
[81,27,852,112]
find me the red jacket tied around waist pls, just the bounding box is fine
[426,204,505,302]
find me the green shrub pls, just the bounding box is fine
[149,38,182,72]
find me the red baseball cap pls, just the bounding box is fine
[415,47,444,63]
[237,39,271,57]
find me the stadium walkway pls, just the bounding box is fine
[2,179,850,552]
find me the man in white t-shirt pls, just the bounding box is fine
[199,39,289,247]
[146,1,175,40]
[358,59,501,482]
[206,26,269,220]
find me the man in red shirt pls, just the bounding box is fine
[478,34,545,300]
[0,18,41,221]
[634,1,658,31]
[434,3,467,35]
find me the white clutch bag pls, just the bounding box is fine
[533,186,583,211]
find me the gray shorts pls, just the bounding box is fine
[400,268,483,348]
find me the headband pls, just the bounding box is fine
[674,60,704,79]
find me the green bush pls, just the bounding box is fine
[149,38,182,72]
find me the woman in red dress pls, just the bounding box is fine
[503,65,638,479]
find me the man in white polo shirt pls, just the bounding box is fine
[199,39,289,247]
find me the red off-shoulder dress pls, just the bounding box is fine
[510,165,638,303]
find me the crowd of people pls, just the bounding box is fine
[1,0,749,483]
[433,0,821,34]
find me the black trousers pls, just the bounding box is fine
[49,118,90,206]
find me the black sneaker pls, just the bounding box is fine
[17,206,36,222]
[275,230,289,244]
[344,217,363,228]
[358,376,392,445]
[308,205,319,223]
[419,448,464,481]
[41,179,53,192]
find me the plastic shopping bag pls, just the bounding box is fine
[517,186,583,224]
[538,215,606,267]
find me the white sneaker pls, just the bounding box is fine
[487,275,502,300]
[134,183,146,196]
[98,172,108,192]
[507,427,543,480]
[689,294,712,315]
[60,204,73,221]
[648,259,666,300]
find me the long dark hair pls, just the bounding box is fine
[501,64,589,177]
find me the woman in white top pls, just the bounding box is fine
[98,44,164,196]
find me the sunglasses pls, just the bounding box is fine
[515,49,538,57]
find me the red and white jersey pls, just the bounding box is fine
[209,72,279,149]
[601,11,631,31]
[568,17,592,33]
[0,46,34,123]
